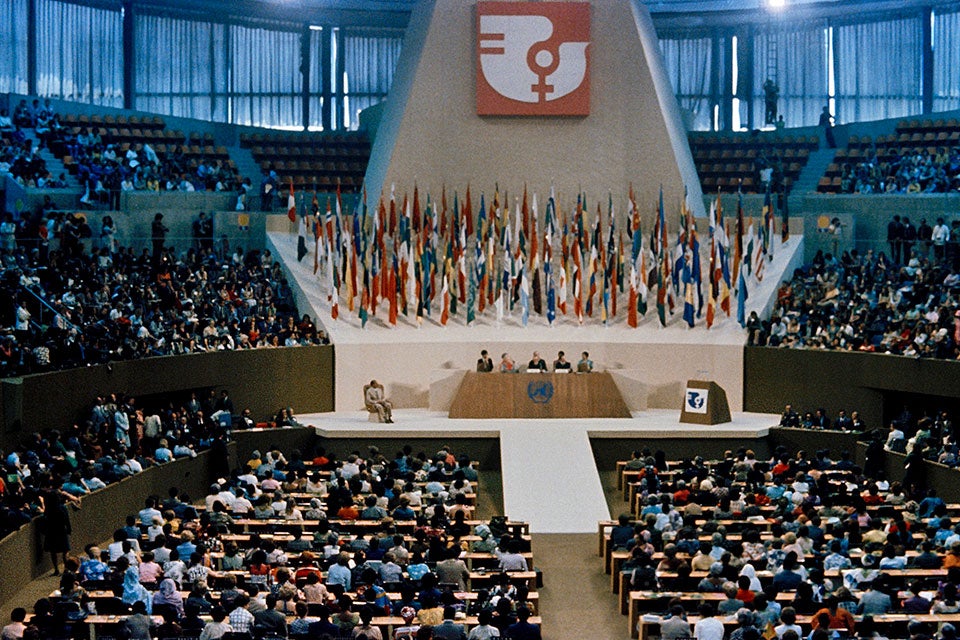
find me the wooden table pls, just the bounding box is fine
[448,371,631,419]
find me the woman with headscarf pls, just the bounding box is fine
[739,563,763,592]
[122,566,153,614]
[153,578,184,618]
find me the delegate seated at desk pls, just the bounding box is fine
[500,353,519,373]
[477,350,494,373]
[554,351,571,372]
[527,352,547,372]
[577,351,594,372]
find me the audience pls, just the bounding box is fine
[0,231,328,376]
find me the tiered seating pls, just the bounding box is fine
[240,131,370,191]
[599,452,960,639]
[690,132,818,195]
[40,446,543,638]
[51,112,237,183]
[818,118,960,193]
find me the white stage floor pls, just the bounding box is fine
[303,408,776,533]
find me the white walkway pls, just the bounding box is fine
[303,409,775,534]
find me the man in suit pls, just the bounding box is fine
[476,350,494,372]
[364,380,393,423]
[527,351,547,372]
[432,606,468,640]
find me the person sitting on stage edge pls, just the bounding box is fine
[553,351,571,372]
[477,350,494,373]
[577,351,594,372]
[500,353,518,373]
[364,380,394,423]
[527,351,547,372]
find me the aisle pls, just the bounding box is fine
[499,421,611,533]
[533,533,628,640]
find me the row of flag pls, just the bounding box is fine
[289,180,789,329]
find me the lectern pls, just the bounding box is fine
[679,380,731,425]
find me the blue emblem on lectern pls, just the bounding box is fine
[686,391,705,410]
[527,380,554,404]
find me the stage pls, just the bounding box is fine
[267,220,805,414]
[302,408,776,533]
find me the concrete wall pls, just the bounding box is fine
[743,347,960,431]
[0,449,217,609]
[335,340,744,413]
[0,346,334,449]
[365,0,705,223]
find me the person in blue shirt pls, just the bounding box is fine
[61,472,89,497]
[79,544,108,582]
[326,552,352,591]
[506,606,541,640]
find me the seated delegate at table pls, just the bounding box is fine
[577,351,593,372]
[500,353,518,373]
[477,350,494,373]
[553,351,571,372]
[527,352,547,372]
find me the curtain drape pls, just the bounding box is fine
[341,30,403,130]
[834,17,922,123]
[0,0,29,95]
[934,10,960,113]
[36,0,123,107]
[751,25,828,128]
[659,36,713,131]
[230,25,302,128]
[134,14,226,122]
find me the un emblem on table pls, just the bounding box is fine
[527,380,554,404]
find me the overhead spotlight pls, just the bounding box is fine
[767,0,787,8]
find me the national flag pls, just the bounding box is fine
[476,194,488,316]
[706,198,717,329]
[312,191,322,274]
[737,253,749,327]
[297,214,308,262]
[572,237,583,323]
[287,179,296,222]
[687,205,703,317]
[733,187,744,284]
[762,186,772,258]
[388,252,398,325]
[359,264,370,328]
[745,222,755,278]
[682,255,696,328]
[412,184,421,233]
[656,186,673,327]
[753,220,766,283]
[388,183,397,236]
[440,262,450,326]
[519,255,530,327]
[531,193,542,315]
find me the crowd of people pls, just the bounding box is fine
[478,349,595,373]
[833,146,960,195]
[614,442,960,640]
[746,244,960,359]
[0,208,329,376]
[3,97,249,201]
[0,387,241,542]
[10,442,546,640]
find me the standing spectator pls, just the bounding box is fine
[888,215,903,264]
[933,217,951,263]
[41,493,72,575]
[819,106,835,148]
[918,219,933,258]
[151,213,168,260]
[763,79,779,125]
[902,217,917,262]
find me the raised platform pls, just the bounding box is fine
[303,408,775,533]
[268,223,804,415]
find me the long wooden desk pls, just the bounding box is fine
[449,371,631,419]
